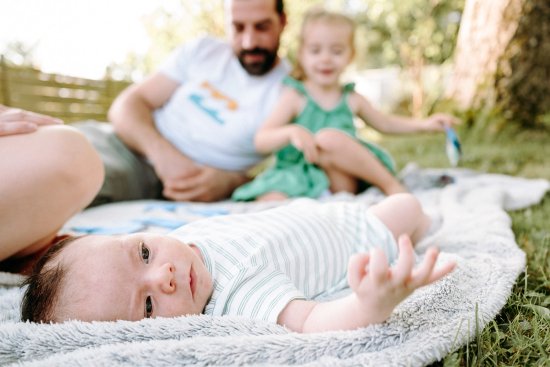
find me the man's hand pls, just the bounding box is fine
[0,106,63,136]
[289,125,319,163]
[150,143,201,185]
[163,165,247,202]
[147,138,246,202]
[347,234,456,324]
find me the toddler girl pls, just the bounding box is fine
[233,8,458,201]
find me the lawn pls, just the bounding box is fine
[377,121,550,366]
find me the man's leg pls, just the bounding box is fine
[73,121,163,206]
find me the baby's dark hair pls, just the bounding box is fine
[20,236,82,323]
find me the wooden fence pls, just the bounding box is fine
[0,56,130,123]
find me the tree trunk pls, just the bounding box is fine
[447,0,550,127]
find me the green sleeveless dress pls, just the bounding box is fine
[232,77,395,201]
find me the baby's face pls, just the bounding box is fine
[55,233,213,322]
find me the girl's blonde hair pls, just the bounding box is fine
[291,7,356,81]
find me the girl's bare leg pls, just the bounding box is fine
[366,193,431,244]
[0,125,104,260]
[324,167,357,194]
[315,129,407,195]
[257,192,288,201]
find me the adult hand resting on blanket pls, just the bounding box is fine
[0,104,62,136]
[22,193,456,333]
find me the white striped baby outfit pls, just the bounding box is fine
[169,199,397,323]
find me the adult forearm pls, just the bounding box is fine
[108,91,167,159]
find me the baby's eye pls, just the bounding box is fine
[144,296,153,318]
[140,242,150,264]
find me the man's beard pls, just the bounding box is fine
[237,47,278,76]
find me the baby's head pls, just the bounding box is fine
[21,233,213,323]
[292,8,356,81]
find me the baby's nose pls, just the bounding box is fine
[151,262,176,293]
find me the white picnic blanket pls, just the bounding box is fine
[0,165,548,366]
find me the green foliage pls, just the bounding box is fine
[278,0,323,65]
[354,0,464,69]
[108,0,328,79]
[109,0,225,80]
[106,0,465,81]
[0,41,38,67]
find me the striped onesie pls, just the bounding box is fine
[169,199,398,323]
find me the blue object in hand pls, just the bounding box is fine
[445,126,462,167]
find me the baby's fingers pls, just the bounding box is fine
[427,259,456,284]
[347,253,370,290]
[391,234,415,285]
[409,247,455,288]
[369,248,390,283]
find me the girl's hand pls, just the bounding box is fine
[347,234,456,323]
[289,125,319,163]
[423,113,460,132]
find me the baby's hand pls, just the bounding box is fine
[289,125,319,163]
[347,234,456,324]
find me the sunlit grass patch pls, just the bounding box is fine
[374,122,550,366]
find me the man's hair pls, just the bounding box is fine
[226,0,285,16]
[20,236,81,323]
[275,0,284,15]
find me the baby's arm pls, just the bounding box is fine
[254,88,319,162]
[278,235,455,333]
[349,92,459,134]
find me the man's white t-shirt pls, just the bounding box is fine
[154,36,290,171]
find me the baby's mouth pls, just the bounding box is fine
[189,266,196,300]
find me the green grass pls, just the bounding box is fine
[376,122,550,366]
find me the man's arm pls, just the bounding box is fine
[108,73,197,171]
[277,236,455,333]
[108,73,247,202]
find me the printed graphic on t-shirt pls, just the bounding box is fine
[188,81,238,125]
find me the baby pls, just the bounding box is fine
[22,193,455,333]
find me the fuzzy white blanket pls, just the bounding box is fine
[1,166,548,366]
